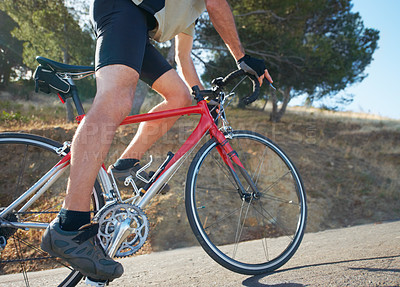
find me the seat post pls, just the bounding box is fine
[67,78,85,116]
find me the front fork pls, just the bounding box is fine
[210,126,260,201]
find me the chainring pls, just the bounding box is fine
[94,202,149,258]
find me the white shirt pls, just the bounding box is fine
[131,0,206,42]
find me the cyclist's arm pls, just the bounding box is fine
[205,0,273,85]
[175,32,204,90]
[205,0,244,61]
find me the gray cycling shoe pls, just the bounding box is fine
[110,163,171,194]
[109,162,151,190]
[41,217,123,281]
[110,161,173,194]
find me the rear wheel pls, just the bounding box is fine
[0,133,105,286]
[185,130,307,275]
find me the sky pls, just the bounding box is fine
[297,0,400,119]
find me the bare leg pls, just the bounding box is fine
[63,65,138,211]
[119,69,192,160]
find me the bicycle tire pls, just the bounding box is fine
[0,132,105,287]
[185,130,307,275]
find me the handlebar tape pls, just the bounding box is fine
[222,70,260,105]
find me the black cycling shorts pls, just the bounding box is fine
[90,0,172,86]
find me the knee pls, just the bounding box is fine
[173,91,192,108]
[91,65,139,122]
[163,89,192,109]
[88,87,134,124]
[180,91,193,107]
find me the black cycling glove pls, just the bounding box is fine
[237,54,266,77]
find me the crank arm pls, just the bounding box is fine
[106,217,134,258]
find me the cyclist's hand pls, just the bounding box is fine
[237,54,273,86]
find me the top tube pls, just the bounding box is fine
[120,105,204,125]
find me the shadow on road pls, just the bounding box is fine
[243,283,304,287]
[242,254,400,287]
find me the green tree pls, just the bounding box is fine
[1,0,95,121]
[196,0,379,122]
[0,10,24,88]
[1,0,93,68]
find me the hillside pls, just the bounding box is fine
[1,93,399,252]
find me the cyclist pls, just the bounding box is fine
[41,0,273,282]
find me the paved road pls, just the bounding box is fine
[2,221,400,287]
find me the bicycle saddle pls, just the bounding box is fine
[36,56,94,73]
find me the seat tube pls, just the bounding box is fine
[67,78,85,116]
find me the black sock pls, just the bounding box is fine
[113,158,139,170]
[59,208,91,231]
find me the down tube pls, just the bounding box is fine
[162,107,214,172]
[137,114,213,208]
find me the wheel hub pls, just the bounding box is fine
[0,207,18,241]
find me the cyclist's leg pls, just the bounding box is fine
[119,44,192,161]
[41,0,153,281]
[64,65,138,212]
[119,70,192,160]
[64,0,150,212]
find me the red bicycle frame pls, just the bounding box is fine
[58,98,250,203]
[119,99,244,174]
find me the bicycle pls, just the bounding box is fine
[0,56,307,287]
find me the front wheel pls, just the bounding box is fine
[185,130,307,275]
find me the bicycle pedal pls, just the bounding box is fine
[85,277,108,286]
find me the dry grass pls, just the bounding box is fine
[287,105,398,121]
[0,92,93,132]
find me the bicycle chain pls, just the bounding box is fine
[13,211,96,214]
[1,256,56,264]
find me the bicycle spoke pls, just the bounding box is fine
[196,186,236,193]
[261,193,300,205]
[235,139,268,187]
[253,202,270,262]
[211,153,238,190]
[13,236,30,287]
[10,233,72,269]
[234,138,253,193]
[233,200,245,255]
[14,144,28,201]
[259,170,292,196]
[251,146,268,186]
[254,201,295,240]
[232,197,252,259]
[204,207,243,232]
